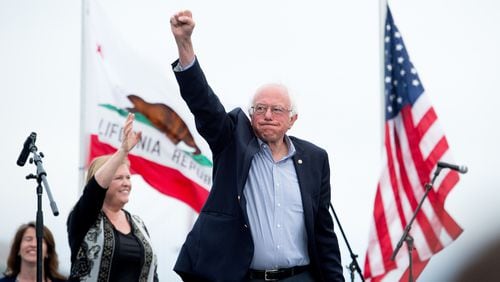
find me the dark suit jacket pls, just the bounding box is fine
[172,59,344,282]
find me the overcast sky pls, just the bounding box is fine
[1,0,499,281]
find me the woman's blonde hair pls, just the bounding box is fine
[85,154,130,183]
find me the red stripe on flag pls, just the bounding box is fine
[403,106,452,253]
[364,249,372,279]
[402,105,461,267]
[415,107,437,135]
[400,259,429,282]
[386,123,406,228]
[89,134,209,212]
[401,107,431,182]
[370,270,390,282]
[393,117,444,256]
[373,186,397,271]
[401,107,463,248]
[436,170,459,201]
[424,136,449,170]
[426,171,463,243]
[437,207,463,239]
[372,273,386,282]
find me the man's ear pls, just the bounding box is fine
[288,114,298,129]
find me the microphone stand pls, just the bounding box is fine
[25,143,59,282]
[329,203,365,282]
[390,167,443,282]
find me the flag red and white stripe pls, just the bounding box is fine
[363,7,463,281]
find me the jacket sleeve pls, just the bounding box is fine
[67,176,107,262]
[171,58,235,155]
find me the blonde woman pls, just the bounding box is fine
[67,113,158,282]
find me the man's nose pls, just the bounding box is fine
[264,107,273,118]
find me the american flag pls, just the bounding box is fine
[363,7,463,281]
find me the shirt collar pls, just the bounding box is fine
[257,135,296,160]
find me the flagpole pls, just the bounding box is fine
[380,0,387,142]
[78,0,89,191]
[379,0,388,150]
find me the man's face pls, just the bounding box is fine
[250,85,297,144]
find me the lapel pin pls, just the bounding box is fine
[298,159,303,164]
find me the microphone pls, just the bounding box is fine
[437,161,468,174]
[17,132,37,167]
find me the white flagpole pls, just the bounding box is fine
[78,0,90,191]
[380,0,387,144]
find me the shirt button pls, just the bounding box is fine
[277,245,281,249]
[277,224,281,228]
[277,203,281,207]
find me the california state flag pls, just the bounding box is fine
[81,3,211,275]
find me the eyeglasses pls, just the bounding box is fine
[250,104,291,116]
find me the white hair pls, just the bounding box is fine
[247,83,298,117]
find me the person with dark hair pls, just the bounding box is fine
[170,10,344,282]
[1,222,66,282]
[67,113,158,282]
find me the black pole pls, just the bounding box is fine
[32,151,59,217]
[20,133,59,282]
[390,167,443,282]
[35,180,44,282]
[329,203,365,282]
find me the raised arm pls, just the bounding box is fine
[170,10,196,68]
[94,113,142,188]
[169,10,238,154]
[67,113,142,260]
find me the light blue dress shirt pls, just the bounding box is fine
[244,137,310,270]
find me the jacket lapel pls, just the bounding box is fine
[237,136,259,224]
[292,141,314,237]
